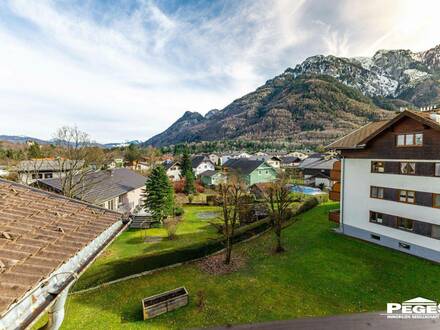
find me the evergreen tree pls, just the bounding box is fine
[143,165,174,222]
[183,169,195,194]
[180,147,192,175]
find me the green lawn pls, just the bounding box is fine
[59,202,440,329]
[75,205,222,290]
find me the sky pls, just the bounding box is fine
[0,0,439,143]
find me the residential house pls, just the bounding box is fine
[223,158,277,186]
[37,168,146,213]
[287,151,308,160]
[280,156,301,168]
[207,153,221,166]
[191,155,215,176]
[163,160,182,181]
[200,170,226,186]
[16,159,83,185]
[298,154,338,189]
[0,178,125,329]
[327,109,440,262]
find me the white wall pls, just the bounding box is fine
[194,162,215,176]
[343,158,440,250]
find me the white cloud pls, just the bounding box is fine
[0,0,439,143]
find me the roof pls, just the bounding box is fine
[191,155,212,168]
[280,156,301,164]
[299,156,338,170]
[38,168,146,204]
[16,159,83,172]
[223,159,266,175]
[199,170,218,177]
[0,179,121,316]
[163,161,180,171]
[327,110,440,150]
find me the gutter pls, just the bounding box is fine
[0,218,129,330]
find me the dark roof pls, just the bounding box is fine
[0,179,121,315]
[327,110,440,150]
[280,156,301,164]
[163,161,180,171]
[223,159,265,175]
[191,155,212,168]
[200,170,218,177]
[38,168,146,204]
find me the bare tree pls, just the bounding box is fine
[51,126,104,198]
[263,176,294,253]
[218,175,246,264]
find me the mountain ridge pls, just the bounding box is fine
[146,43,440,147]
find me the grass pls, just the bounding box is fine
[74,205,222,290]
[58,202,440,329]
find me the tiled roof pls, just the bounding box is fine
[38,168,146,204]
[191,155,212,168]
[16,159,83,172]
[327,110,440,150]
[0,179,121,316]
[298,156,338,170]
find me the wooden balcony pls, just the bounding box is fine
[328,209,340,223]
[329,190,340,201]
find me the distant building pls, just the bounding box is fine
[298,154,338,189]
[200,170,226,186]
[327,109,440,262]
[0,165,9,178]
[191,155,215,176]
[37,168,146,213]
[163,160,182,181]
[16,159,83,184]
[223,158,277,186]
[280,156,301,168]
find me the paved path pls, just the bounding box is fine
[207,312,440,330]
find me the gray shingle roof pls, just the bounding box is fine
[38,168,146,204]
[223,159,265,175]
[191,155,212,168]
[16,159,83,172]
[298,156,338,170]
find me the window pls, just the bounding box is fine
[371,161,384,173]
[370,186,384,199]
[370,211,383,224]
[108,199,115,210]
[433,194,440,208]
[399,190,415,203]
[396,133,423,146]
[400,162,415,175]
[397,217,414,231]
[399,242,411,250]
[371,234,381,240]
[435,163,440,177]
[44,173,53,179]
[432,225,440,239]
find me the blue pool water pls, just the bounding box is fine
[290,185,323,195]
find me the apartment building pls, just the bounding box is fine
[328,110,440,262]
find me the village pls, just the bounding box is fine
[1,108,440,329]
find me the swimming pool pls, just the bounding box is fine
[289,185,324,195]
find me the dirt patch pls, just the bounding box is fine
[144,236,163,243]
[197,253,246,275]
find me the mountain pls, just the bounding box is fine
[0,135,50,145]
[146,44,440,147]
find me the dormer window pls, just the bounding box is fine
[396,133,423,146]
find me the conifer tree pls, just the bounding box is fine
[143,165,174,222]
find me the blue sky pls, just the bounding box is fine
[0,0,439,143]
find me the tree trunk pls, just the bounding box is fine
[224,236,232,264]
[275,221,285,253]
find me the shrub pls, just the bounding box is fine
[174,207,184,217]
[174,180,185,193]
[163,217,179,240]
[195,181,205,193]
[295,197,319,215]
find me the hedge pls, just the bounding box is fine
[73,197,318,292]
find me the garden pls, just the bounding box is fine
[47,202,440,329]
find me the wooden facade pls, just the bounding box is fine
[341,116,440,160]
